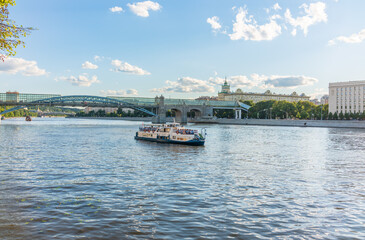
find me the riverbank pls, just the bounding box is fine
[190,118,365,129]
[66,116,175,122]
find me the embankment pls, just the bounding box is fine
[190,118,365,129]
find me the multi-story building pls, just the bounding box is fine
[84,107,118,114]
[329,80,365,113]
[217,80,310,103]
[0,92,61,103]
[310,99,320,105]
[195,96,219,101]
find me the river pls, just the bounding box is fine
[0,118,364,239]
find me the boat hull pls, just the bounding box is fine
[135,136,205,146]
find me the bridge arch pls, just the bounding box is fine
[0,95,157,116]
[169,107,184,123]
[188,108,202,119]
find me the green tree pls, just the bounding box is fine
[328,112,333,120]
[300,110,309,119]
[333,112,338,120]
[339,112,344,120]
[1,0,34,60]
[344,112,350,120]
[272,101,296,119]
[295,112,301,119]
[360,111,365,120]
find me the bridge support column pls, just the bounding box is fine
[235,109,242,119]
[181,108,188,124]
[202,106,213,120]
[152,95,166,124]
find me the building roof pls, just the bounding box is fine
[329,80,365,87]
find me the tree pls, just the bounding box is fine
[1,0,34,60]
[300,110,309,119]
[333,112,338,120]
[339,112,344,120]
[344,112,350,120]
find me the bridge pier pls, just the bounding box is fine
[152,95,166,124]
[235,109,242,119]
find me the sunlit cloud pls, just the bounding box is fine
[111,59,151,75]
[56,74,100,87]
[0,57,47,76]
[82,61,98,70]
[285,2,327,36]
[127,1,161,17]
[329,29,365,45]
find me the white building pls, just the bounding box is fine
[329,80,365,113]
[218,80,310,103]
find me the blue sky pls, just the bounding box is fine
[0,0,364,99]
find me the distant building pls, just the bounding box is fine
[329,80,365,113]
[195,96,219,101]
[5,91,19,102]
[320,95,329,105]
[310,99,320,105]
[84,107,118,114]
[0,92,61,103]
[217,80,310,103]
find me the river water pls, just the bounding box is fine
[0,118,364,239]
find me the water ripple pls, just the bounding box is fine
[0,118,364,239]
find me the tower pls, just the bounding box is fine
[218,77,230,100]
[221,77,230,93]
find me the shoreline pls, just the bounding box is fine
[4,116,365,129]
[190,118,365,129]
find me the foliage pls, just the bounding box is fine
[339,112,344,120]
[333,112,338,120]
[0,0,34,60]
[0,106,37,117]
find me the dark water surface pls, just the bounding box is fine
[0,118,364,239]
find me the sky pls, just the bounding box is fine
[0,0,364,99]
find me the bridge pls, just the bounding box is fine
[0,93,250,123]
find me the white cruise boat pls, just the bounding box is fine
[135,123,206,146]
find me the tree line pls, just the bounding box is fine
[214,100,365,120]
[0,106,37,118]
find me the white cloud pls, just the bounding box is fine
[57,74,100,87]
[309,88,328,99]
[0,57,46,76]
[211,74,318,89]
[100,89,138,96]
[82,61,98,70]
[328,29,365,45]
[263,75,318,88]
[94,55,104,62]
[127,1,161,17]
[285,2,327,36]
[111,59,150,75]
[229,7,282,41]
[273,3,281,11]
[110,6,123,13]
[207,16,222,30]
[151,77,215,93]
[291,29,297,36]
[151,74,318,94]
[209,75,259,89]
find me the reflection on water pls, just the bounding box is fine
[0,118,364,239]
